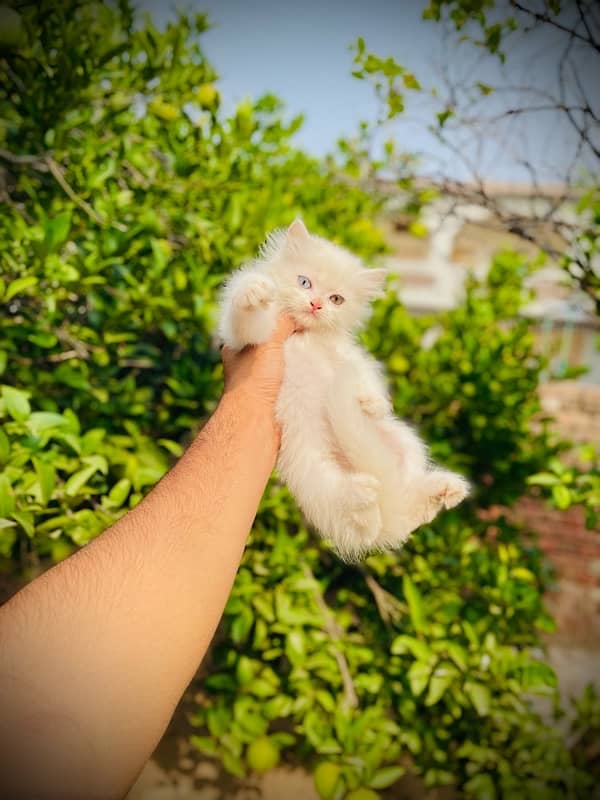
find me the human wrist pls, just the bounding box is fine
[218,387,280,451]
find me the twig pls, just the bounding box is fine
[0,148,47,168]
[43,156,106,227]
[48,349,80,363]
[360,569,404,625]
[302,565,358,709]
[510,0,600,53]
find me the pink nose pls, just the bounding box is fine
[310,299,322,311]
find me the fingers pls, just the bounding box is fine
[220,314,301,366]
[269,313,302,344]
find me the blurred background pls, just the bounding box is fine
[0,1,599,798]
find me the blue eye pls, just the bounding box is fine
[298,275,312,289]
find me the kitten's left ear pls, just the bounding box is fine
[287,218,310,241]
[359,267,388,298]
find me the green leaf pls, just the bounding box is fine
[464,681,490,716]
[4,276,38,302]
[11,510,34,538]
[27,412,68,435]
[369,765,405,788]
[425,665,456,706]
[0,429,9,465]
[285,629,305,664]
[0,474,15,517]
[445,642,468,671]
[408,661,432,696]
[190,735,218,756]
[0,521,17,557]
[44,210,72,253]
[1,386,31,421]
[391,635,432,662]
[33,458,56,505]
[465,773,497,800]
[526,472,559,486]
[403,575,426,632]
[107,478,131,507]
[402,72,421,90]
[552,484,571,510]
[64,465,98,497]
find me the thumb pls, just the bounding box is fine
[269,313,301,344]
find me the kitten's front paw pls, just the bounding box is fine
[358,394,392,419]
[235,276,275,311]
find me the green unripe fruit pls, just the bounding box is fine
[235,101,255,136]
[196,83,219,109]
[246,736,280,773]
[148,97,179,121]
[0,7,26,49]
[314,762,342,800]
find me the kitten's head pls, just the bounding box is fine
[261,219,386,334]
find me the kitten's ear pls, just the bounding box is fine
[287,218,310,242]
[359,267,388,298]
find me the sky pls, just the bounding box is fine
[136,0,599,184]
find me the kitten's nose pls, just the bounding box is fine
[310,299,322,311]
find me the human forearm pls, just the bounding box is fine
[0,389,278,800]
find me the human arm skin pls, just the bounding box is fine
[0,315,297,800]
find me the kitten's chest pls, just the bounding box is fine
[282,336,349,391]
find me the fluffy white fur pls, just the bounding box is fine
[218,220,469,560]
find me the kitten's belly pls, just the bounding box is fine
[276,335,337,426]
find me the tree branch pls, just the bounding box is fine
[510,0,600,53]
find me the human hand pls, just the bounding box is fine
[221,314,300,412]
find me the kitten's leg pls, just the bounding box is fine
[219,269,278,350]
[372,417,469,546]
[277,443,382,557]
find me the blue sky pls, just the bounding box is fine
[137,0,598,184]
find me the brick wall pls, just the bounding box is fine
[514,497,600,587]
[520,382,600,643]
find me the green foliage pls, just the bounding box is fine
[422,0,519,60]
[0,383,173,559]
[528,445,600,530]
[0,2,596,798]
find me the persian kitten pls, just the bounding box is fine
[218,220,469,560]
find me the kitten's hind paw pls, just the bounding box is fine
[341,473,383,552]
[235,276,275,311]
[427,471,470,510]
[346,472,380,508]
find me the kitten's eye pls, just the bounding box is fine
[329,294,345,305]
[298,275,312,289]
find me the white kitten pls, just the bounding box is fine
[218,220,469,560]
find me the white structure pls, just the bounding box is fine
[380,183,600,384]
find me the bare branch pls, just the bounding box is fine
[510,0,600,53]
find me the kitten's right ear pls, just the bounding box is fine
[287,218,310,242]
